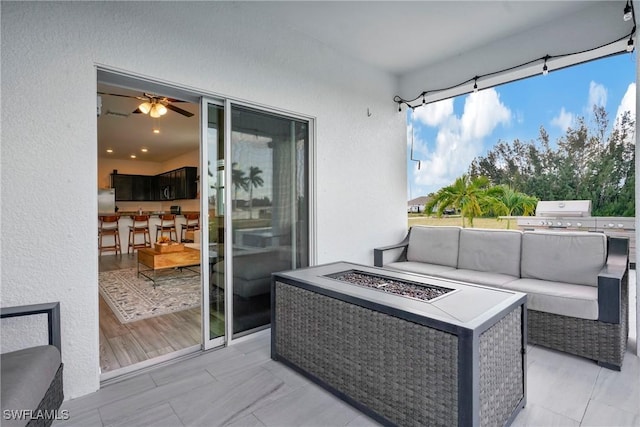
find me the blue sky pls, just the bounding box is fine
[407,53,637,200]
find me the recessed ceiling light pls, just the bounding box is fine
[141,148,148,153]
[106,149,113,153]
[130,154,137,159]
[153,129,160,134]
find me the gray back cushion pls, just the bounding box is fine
[458,229,522,277]
[521,231,607,286]
[406,226,461,267]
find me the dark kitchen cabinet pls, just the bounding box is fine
[132,175,153,201]
[111,174,133,201]
[159,167,197,200]
[158,171,174,200]
[175,167,197,199]
[112,166,197,201]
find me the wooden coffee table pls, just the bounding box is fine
[137,247,200,287]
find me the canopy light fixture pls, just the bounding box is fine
[624,1,633,21]
[395,11,636,111]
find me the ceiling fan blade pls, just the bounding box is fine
[98,91,136,98]
[132,108,143,114]
[99,91,149,101]
[165,103,194,117]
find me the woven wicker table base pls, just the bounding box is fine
[272,262,527,427]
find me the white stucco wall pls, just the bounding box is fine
[0,2,406,399]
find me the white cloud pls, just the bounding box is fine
[615,82,636,125]
[588,81,607,109]
[551,107,575,132]
[413,98,454,127]
[412,89,511,192]
[460,90,511,140]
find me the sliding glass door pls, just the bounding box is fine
[203,100,226,348]
[229,105,309,337]
[202,100,310,345]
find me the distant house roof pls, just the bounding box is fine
[408,196,429,206]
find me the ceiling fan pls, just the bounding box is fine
[97,91,194,118]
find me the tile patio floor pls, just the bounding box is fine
[56,272,639,427]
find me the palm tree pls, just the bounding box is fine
[231,163,249,211]
[247,166,264,219]
[486,185,538,229]
[425,174,490,227]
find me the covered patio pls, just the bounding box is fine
[2,1,639,425]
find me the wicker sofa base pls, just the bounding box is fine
[528,269,628,370]
[25,363,64,427]
[528,308,628,370]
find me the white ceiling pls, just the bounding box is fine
[97,1,634,160]
[253,1,596,76]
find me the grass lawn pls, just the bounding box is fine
[408,215,514,229]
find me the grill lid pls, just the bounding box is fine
[535,200,591,217]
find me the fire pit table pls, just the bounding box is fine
[271,262,527,427]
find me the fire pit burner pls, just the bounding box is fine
[327,270,453,301]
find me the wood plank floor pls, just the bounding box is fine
[98,254,201,373]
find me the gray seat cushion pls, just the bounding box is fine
[504,278,599,320]
[457,228,522,277]
[213,251,290,298]
[521,231,606,287]
[1,345,61,426]
[385,261,456,277]
[406,226,461,268]
[437,268,518,288]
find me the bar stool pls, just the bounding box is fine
[155,214,178,242]
[98,215,121,256]
[180,213,200,242]
[128,215,151,253]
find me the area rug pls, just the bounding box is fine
[99,267,201,324]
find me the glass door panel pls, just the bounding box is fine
[205,102,226,342]
[230,105,309,337]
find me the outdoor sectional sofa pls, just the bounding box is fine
[374,226,630,370]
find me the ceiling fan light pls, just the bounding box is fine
[156,104,168,116]
[138,101,152,114]
[149,105,161,118]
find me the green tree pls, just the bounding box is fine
[425,174,491,227]
[231,162,249,211]
[486,185,538,229]
[247,166,264,219]
[469,106,635,217]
